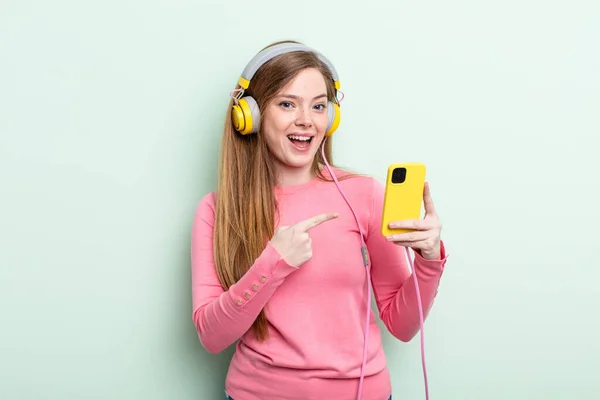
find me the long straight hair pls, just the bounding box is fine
[213,41,352,341]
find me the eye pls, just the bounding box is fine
[279,101,293,109]
[314,103,326,111]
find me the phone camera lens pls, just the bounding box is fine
[392,168,406,184]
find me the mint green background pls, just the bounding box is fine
[1,1,599,399]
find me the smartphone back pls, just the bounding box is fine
[381,162,426,237]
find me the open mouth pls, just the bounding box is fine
[287,134,313,148]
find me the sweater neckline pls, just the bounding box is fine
[274,167,332,195]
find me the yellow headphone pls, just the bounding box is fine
[231,43,341,136]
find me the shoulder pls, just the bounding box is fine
[326,166,384,206]
[197,191,217,209]
[194,191,217,225]
[328,166,383,194]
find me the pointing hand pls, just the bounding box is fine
[270,212,339,267]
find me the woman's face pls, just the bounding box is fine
[261,68,329,177]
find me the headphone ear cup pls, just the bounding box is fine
[231,96,261,135]
[325,101,341,136]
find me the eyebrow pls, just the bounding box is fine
[278,93,327,100]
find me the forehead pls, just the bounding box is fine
[279,68,327,95]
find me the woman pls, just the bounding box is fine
[191,40,448,400]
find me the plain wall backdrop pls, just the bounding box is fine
[1,1,599,399]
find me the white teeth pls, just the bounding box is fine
[288,135,311,141]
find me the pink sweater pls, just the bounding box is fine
[191,168,448,400]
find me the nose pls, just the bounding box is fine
[294,105,313,127]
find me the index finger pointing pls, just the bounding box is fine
[294,212,339,232]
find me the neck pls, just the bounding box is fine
[273,162,318,187]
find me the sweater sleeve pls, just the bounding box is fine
[366,178,448,342]
[190,193,298,354]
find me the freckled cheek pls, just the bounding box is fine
[315,115,329,133]
[278,121,295,136]
[266,114,292,137]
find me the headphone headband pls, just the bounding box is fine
[237,43,340,90]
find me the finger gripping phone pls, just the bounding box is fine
[381,162,427,237]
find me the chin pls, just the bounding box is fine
[283,154,317,169]
[267,133,324,172]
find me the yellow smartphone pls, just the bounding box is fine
[381,162,427,237]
